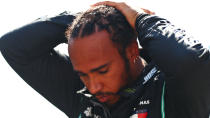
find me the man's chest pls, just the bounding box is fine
[129,77,165,118]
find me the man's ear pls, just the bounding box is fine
[126,39,139,61]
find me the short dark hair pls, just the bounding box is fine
[66,5,137,55]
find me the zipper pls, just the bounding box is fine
[90,100,112,118]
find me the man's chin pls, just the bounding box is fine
[97,95,110,103]
[97,95,120,106]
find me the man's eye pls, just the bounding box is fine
[77,72,87,77]
[79,74,87,77]
[98,70,108,74]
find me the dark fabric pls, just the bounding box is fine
[136,14,210,118]
[0,11,83,117]
[0,11,210,118]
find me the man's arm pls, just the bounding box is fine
[0,12,82,117]
[136,14,210,76]
[93,1,210,78]
[135,13,210,118]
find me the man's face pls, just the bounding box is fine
[69,30,133,106]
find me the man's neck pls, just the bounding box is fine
[132,57,146,82]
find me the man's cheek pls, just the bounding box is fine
[80,78,90,88]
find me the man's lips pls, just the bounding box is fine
[96,95,110,103]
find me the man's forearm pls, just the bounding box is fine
[0,12,81,116]
[0,12,75,62]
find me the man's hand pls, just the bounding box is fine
[92,1,154,30]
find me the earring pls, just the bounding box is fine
[133,58,135,64]
[133,56,137,64]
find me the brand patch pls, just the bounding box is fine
[143,67,157,84]
[83,107,101,118]
[139,100,150,105]
[130,109,148,118]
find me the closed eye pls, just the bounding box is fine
[98,69,108,74]
[76,72,87,77]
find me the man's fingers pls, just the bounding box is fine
[92,1,154,15]
[91,1,128,11]
[141,8,155,15]
[91,1,117,7]
[91,1,152,29]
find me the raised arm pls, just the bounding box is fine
[0,12,82,117]
[92,1,210,77]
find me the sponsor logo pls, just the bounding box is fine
[83,107,101,118]
[130,109,148,118]
[143,67,157,84]
[84,107,92,117]
[139,100,150,105]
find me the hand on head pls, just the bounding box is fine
[92,1,155,30]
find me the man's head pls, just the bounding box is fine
[66,6,144,106]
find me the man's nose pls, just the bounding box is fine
[89,77,103,94]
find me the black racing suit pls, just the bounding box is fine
[0,11,210,118]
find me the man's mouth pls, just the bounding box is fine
[96,95,110,103]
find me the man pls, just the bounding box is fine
[0,1,210,118]
[67,5,145,106]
